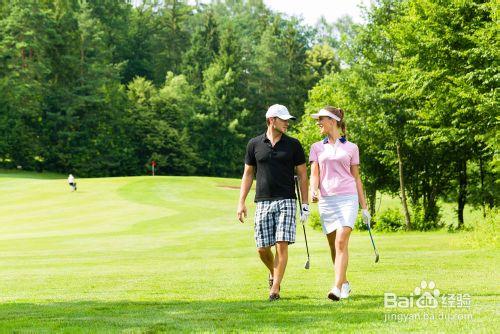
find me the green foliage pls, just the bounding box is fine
[297,0,498,228]
[354,215,368,231]
[305,43,340,84]
[125,75,199,175]
[411,203,443,231]
[308,210,322,232]
[154,72,197,128]
[468,208,498,249]
[122,3,156,82]
[373,208,405,232]
[181,9,219,91]
[150,0,192,84]
[0,1,51,170]
[0,0,497,208]
[0,0,319,177]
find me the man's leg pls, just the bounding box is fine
[271,241,288,294]
[257,246,274,278]
[270,199,296,295]
[273,244,279,274]
[334,227,352,289]
[254,200,277,289]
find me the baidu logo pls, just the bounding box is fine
[385,280,440,309]
[413,280,440,308]
[383,280,473,323]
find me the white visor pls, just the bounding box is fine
[311,109,341,121]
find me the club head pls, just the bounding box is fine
[304,259,310,269]
[375,253,380,263]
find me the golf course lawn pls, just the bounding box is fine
[0,171,498,333]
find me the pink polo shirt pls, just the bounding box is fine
[309,138,360,196]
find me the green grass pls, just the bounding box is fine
[0,170,498,333]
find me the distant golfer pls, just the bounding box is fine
[308,106,370,301]
[68,174,77,191]
[237,104,309,302]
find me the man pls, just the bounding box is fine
[237,104,309,301]
[68,174,77,192]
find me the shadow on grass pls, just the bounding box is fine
[0,296,383,332]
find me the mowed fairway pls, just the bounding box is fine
[0,171,498,333]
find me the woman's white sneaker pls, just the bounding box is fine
[340,282,351,299]
[327,287,341,301]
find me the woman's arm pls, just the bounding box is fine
[310,161,320,203]
[351,164,367,210]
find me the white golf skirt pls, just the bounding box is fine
[318,194,359,234]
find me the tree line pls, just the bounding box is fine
[0,0,333,176]
[295,0,498,229]
[0,0,497,228]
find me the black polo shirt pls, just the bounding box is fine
[245,133,306,202]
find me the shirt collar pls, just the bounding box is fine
[262,132,287,143]
[323,136,347,144]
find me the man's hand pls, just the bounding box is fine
[300,204,310,223]
[362,209,371,227]
[237,203,247,223]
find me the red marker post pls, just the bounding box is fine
[151,160,156,176]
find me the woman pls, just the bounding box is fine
[308,106,371,301]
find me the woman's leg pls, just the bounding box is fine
[334,227,352,289]
[326,231,337,265]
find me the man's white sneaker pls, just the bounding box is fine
[341,282,351,299]
[327,287,341,301]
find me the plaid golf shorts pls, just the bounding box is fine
[254,199,297,248]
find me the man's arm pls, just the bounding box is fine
[237,164,255,223]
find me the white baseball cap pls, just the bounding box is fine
[310,108,341,121]
[265,104,296,120]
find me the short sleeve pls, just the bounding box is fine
[293,140,306,166]
[309,144,318,163]
[244,140,256,166]
[351,144,360,165]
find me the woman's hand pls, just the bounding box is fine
[362,209,371,226]
[311,190,319,203]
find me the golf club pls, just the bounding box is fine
[367,223,379,263]
[294,176,310,269]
